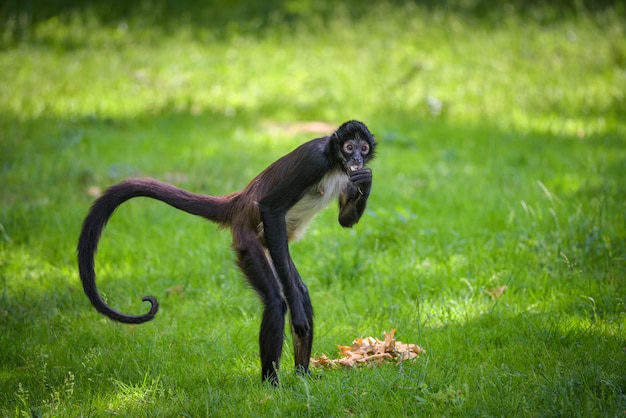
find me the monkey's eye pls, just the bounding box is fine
[360,144,370,154]
[343,143,354,153]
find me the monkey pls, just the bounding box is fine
[77,120,376,385]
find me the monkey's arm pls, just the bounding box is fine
[257,146,329,337]
[338,168,372,227]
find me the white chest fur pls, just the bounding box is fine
[285,169,349,241]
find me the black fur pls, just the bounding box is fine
[77,120,376,385]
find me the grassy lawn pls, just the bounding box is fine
[1,1,625,416]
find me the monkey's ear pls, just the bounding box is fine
[330,132,346,163]
[330,131,342,148]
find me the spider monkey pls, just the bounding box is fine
[77,120,376,385]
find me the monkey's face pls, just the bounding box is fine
[341,138,372,172]
[332,120,376,173]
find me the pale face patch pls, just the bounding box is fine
[341,138,371,173]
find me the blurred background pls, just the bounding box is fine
[1,1,625,415]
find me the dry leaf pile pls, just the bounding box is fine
[310,329,425,368]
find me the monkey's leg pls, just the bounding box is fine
[287,258,313,376]
[233,231,286,385]
[290,317,313,375]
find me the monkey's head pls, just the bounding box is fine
[332,120,376,173]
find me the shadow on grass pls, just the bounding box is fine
[1,105,624,414]
[2,0,623,44]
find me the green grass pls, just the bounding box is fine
[1,1,625,416]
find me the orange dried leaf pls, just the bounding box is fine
[311,329,425,369]
[384,328,396,346]
[487,285,507,300]
[337,344,353,353]
[166,284,185,295]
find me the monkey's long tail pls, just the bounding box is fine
[77,178,235,324]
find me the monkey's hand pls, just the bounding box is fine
[339,168,372,227]
[291,307,311,337]
[290,282,312,337]
[348,168,372,197]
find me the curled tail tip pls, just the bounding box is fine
[105,296,159,324]
[91,295,159,324]
[142,295,159,320]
